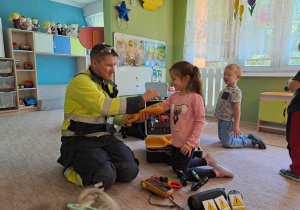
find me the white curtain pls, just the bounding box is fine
[184,0,238,64]
[184,0,299,68]
[238,0,285,61]
[85,12,104,27]
[284,0,300,59]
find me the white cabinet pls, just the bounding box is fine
[34,33,54,54]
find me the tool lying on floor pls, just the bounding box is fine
[141,176,185,210]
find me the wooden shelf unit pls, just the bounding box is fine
[5,28,38,115]
[1,28,90,116]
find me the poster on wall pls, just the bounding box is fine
[115,36,145,66]
[144,41,166,68]
[114,32,167,95]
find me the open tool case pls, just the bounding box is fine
[145,135,203,164]
[145,100,171,135]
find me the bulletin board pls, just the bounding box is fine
[114,32,167,96]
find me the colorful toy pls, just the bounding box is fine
[26,17,33,31]
[18,84,24,88]
[23,80,33,88]
[24,62,33,69]
[62,24,69,36]
[32,17,40,32]
[43,20,51,34]
[19,44,31,50]
[23,96,37,106]
[56,23,62,35]
[20,16,27,30]
[19,98,25,107]
[9,13,21,29]
[68,24,79,38]
[51,21,56,34]
[12,42,19,50]
[15,60,22,69]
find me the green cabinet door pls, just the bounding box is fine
[259,100,288,123]
[70,38,85,56]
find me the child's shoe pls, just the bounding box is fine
[279,169,300,183]
[204,153,221,166]
[248,133,267,149]
[213,163,234,178]
[64,167,84,187]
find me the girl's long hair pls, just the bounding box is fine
[170,61,203,97]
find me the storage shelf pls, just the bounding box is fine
[20,106,39,113]
[18,88,37,91]
[36,52,86,57]
[16,69,35,72]
[13,50,34,53]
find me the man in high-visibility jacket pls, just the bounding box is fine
[57,43,159,190]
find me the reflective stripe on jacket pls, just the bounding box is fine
[62,68,144,137]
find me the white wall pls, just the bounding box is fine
[84,0,103,17]
[0,18,5,58]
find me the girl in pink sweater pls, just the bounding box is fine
[161,61,234,183]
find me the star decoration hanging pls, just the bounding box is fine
[115,1,131,21]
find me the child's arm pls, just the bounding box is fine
[288,71,300,91]
[230,102,242,137]
[182,95,205,156]
[288,79,300,91]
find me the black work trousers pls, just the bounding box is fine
[58,134,139,190]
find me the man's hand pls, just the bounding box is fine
[229,126,241,138]
[133,112,154,124]
[180,143,192,157]
[142,89,159,102]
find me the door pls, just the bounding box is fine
[53,36,70,55]
[35,33,53,53]
[259,100,288,123]
[70,38,85,56]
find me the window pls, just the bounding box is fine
[85,13,104,27]
[184,0,300,73]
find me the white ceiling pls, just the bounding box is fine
[49,0,99,8]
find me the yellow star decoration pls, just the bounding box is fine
[142,0,163,11]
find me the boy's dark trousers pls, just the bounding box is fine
[286,111,300,175]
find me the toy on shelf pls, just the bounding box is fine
[18,84,25,89]
[15,60,22,69]
[32,17,39,32]
[9,13,21,29]
[20,16,27,30]
[51,21,56,34]
[12,42,19,50]
[62,24,70,36]
[19,43,31,50]
[43,20,51,34]
[24,62,33,69]
[23,96,37,106]
[19,98,25,107]
[26,17,33,31]
[23,80,33,88]
[68,24,79,38]
[56,23,62,35]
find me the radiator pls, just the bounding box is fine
[199,67,225,116]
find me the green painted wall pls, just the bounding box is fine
[104,0,174,77]
[238,77,289,123]
[173,0,187,66]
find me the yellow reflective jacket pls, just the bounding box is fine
[61,68,144,137]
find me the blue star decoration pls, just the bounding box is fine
[115,1,131,21]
